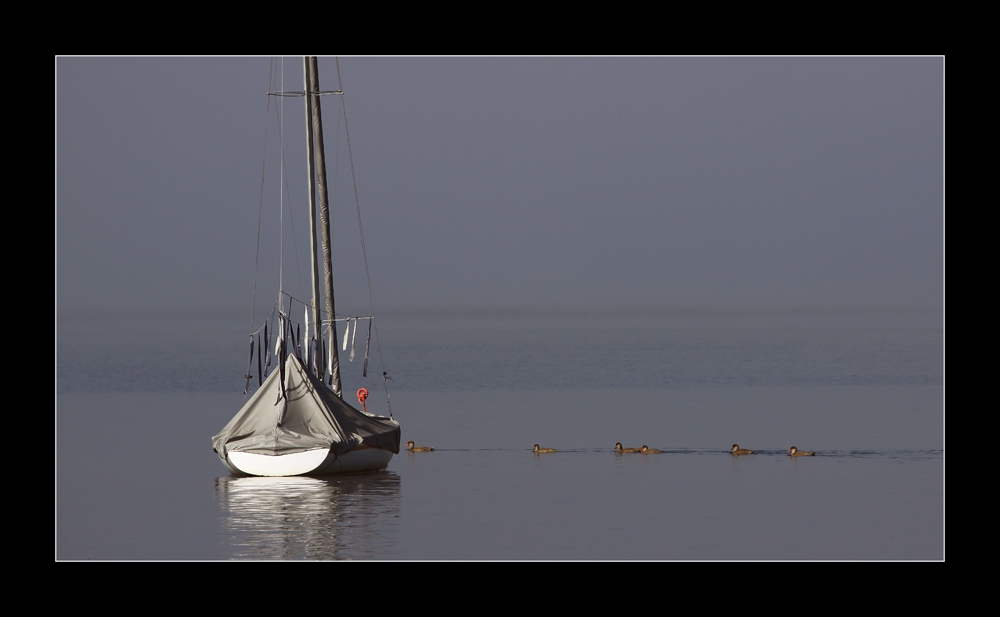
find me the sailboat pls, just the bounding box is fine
[212,57,401,476]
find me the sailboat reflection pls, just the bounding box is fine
[214,472,401,560]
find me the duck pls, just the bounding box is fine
[405,441,434,452]
[640,445,662,454]
[788,446,815,456]
[730,444,755,455]
[615,442,641,453]
[533,444,557,453]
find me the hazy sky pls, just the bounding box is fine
[56,56,943,315]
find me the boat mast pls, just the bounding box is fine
[305,56,343,397]
[303,58,322,372]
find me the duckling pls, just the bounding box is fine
[730,444,755,455]
[615,442,641,453]
[788,446,815,456]
[405,440,434,452]
[533,444,557,453]
[640,445,662,454]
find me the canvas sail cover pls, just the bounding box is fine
[213,353,400,460]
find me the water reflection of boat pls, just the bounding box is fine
[214,473,402,560]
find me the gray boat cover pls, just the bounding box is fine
[213,353,400,459]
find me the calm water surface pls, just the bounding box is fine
[56,308,943,560]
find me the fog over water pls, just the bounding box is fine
[57,56,943,316]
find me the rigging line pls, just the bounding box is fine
[273,58,306,302]
[248,301,279,338]
[279,289,319,313]
[246,58,275,401]
[335,57,393,418]
[335,59,386,372]
[277,292,369,328]
[281,131,306,299]
[330,79,342,260]
[250,59,273,333]
[279,57,284,302]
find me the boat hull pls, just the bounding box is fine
[223,446,394,477]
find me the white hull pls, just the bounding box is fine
[223,446,394,477]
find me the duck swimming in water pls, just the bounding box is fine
[533,444,557,453]
[640,445,662,454]
[788,446,815,456]
[731,444,755,455]
[405,441,434,452]
[615,442,641,453]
